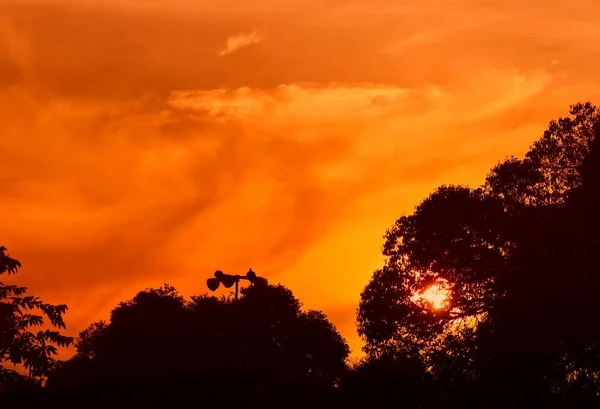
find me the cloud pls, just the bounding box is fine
[167,84,445,129]
[384,28,447,55]
[219,31,265,56]
[0,76,555,291]
[0,73,586,356]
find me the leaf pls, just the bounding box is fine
[0,246,74,380]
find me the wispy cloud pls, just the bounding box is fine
[219,31,265,56]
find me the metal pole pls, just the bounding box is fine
[235,279,239,301]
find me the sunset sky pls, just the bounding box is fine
[2,0,600,358]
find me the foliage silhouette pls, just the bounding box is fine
[340,353,431,407]
[46,282,349,404]
[0,246,73,402]
[357,102,600,406]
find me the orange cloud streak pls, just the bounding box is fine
[219,31,265,56]
[1,0,600,358]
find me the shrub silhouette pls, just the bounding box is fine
[46,283,349,404]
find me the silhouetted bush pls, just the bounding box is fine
[46,283,349,404]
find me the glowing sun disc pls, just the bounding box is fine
[416,284,449,309]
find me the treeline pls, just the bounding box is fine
[2,102,600,408]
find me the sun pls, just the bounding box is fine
[414,284,449,309]
[422,285,448,309]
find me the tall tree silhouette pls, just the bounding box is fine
[47,282,349,404]
[0,247,73,377]
[476,103,600,405]
[357,102,600,405]
[0,246,73,404]
[358,185,507,370]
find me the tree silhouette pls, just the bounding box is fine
[357,102,600,405]
[476,103,600,405]
[46,282,349,404]
[339,353,431,407]
[0,246,73,387]
[358,185,506,371]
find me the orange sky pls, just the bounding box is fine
[1,0,600,358]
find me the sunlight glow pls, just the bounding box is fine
[417,284,449,309]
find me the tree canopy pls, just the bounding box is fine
[0,247,73,383]
[46,282,349,404]
[357,102,600,405]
